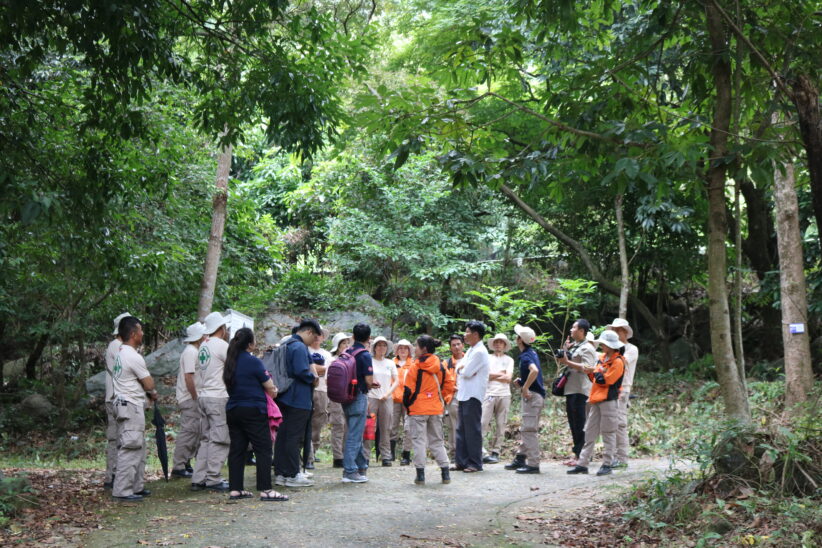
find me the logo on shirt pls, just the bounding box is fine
[198,346,211,370]
[113,355,123,379]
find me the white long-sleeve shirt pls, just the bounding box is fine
[456,340,489,402]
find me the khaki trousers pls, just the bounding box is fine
[310,390,329,462]
[192,397,229,486]
[363,397,393,460]
[616,395,630,462]
[105,401,118,483]
[577,399,618,468]
[328,400,346,460]
[408,414,449,468]
[443,399,459,459]
[516,393,544,466]
[172,398,202,470]
[481,395,511,455]
[112,401,146,497]
[391,402,412,451]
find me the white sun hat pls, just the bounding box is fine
[112,312,131,335]
[514,324,537,345]
[394,339,414,354]
[203,311,229,335]
[586,331,595,342]
[486,333,512,353]
[371,336,394,355]
[183,322,205,343]
[595,329,623,350]
[606,318,633,339]
[330,332,352,354]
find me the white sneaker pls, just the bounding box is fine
[301,471,314,479]
[274,475,285,486]
[341,472,368,483]
[284,474,315,487]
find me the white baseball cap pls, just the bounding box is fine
[331,332,352,354]
[371,336,394,355]
[203,311,229,335]
[183,322,205,343]
[514,324,537,345]
[607,318,633,339]
[112,312,131,335]
[595,329,623,350]
[486,333,512,352]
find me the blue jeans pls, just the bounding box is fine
[342,392,368,474]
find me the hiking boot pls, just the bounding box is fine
[382,460,392,467]
[515,465,540,474]
[171,468,193,479]
[205,481,230,492]
[483,452,500,464]
[358,468,367,476]
[414,468,425,485]
[341,472,368,483]
[390,440,397,461]
[305,462,315,470]
[596,465,613,476]
[567,465,589,475]
[284,474,314,487]
[113,494,143,502]
[400,451,411,466]
[611,460,628,469]
[441,467,451,484]
[185,461,194,473]
[332,459,344,468]
[134,489,151,497]
[190,482,206,491]
[504,455,526,470]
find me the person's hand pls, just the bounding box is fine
[271,387,279,398]
[521,386,531,400]
[563,336,572,350]
[380,394,389,401]
[557,354,569,366]
[371,380,381,388]
[619,390,629,404]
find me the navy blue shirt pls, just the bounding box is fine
[227,351,269,414]
[351,342,373,394]
[517,347,546,398]
[276,334,316,410]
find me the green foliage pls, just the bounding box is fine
[272,267,356,312]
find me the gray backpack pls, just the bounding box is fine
[262,338,299,396]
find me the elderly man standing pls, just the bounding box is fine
[111,316,157,501]
[171,322,205,479]
[481,333,514,465]
[103,312,130,489]
[453,320,489,473]
[191,312,231,491]
[608,318,639,469]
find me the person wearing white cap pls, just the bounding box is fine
[391,339,414,464]
[481,333,514,465]
[556,319,597,466]
[364,336,398,467]
[328,332,352,468]
[607,318,638,468]
[103,312,130,489]
[567,329,626,476]
[171,322,206,478]
[191,312,231,491]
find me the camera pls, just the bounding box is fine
[554,349,569,359]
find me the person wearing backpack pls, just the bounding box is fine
[273,319,320,488]
[403,335,455,485]
[327,332,351,468]
[339,323,375,484]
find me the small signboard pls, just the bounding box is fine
[225,309,254,340]
[789,323,805,334]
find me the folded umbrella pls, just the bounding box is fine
[152,405,169,482]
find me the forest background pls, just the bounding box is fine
[1,0,821,545]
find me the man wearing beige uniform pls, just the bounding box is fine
[171,322,205,478]
[608,318,639,469]
[191,312,231,491]
[103,312,130,489]
[111,316,157,501]
[481,333,514,465]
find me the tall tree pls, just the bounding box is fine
[198,143,233,320]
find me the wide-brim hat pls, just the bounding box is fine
[331,332,352,354]
[183,322,205,343]
[606,318,633,339]
[371,336,394,355]
[595,329,623,350]
[203,311,229,335]
[394,339,414,354]
[112,312,131,335]
[514,324,537,345]
[486,333,512,352]
[586,331,595,342]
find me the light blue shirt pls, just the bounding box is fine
[456,340,489,402]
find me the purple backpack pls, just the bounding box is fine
[326,347,366,404]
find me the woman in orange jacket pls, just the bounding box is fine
[391,339,414,465]
[403,335,455,485]
[567,330,625,476]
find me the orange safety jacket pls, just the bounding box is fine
[392,357,412,403]
[442,355,460,404]
[587,352,625,404]
[403,354,455,416]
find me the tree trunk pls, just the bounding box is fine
[790,74,822,251]
[732,179,746,393]
[739,179,778,280]
[25,332,49,380]
[773,162,814,414]
[615,194,629,318]
[704,1,750,422]
[197,143,233,320]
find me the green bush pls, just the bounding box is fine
[273,268,356,311]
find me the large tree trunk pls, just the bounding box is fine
[25,332,49,380]
[790,74,822,251]
[615,194,629,318]
[773,162,814,415]
[704,2,750,422]
[197,143,233,320]
[732,180,746,393]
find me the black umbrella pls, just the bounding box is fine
[302,405,313,473]
[152,405,169,481]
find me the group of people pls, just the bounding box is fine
[101,310,638,503]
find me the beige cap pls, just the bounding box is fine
[606,318,633,339]
[112,312,131,335]
[330,332,352,354]
[595,330,623,350]
[514,324,537,345]
[486,333,512,353]
[371,336,394,355]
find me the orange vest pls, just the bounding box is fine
[403,354,455,416]
[587,352,625,404]
[392,357,411,403]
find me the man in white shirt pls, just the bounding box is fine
[171,322,205,478]
[442,334,464,461]
[191,312,231,491]
[454,320,490,473]
[103,312,130,489]
[111,316,157,501]
[308,330,332,469]
[608,318,639,468]
[481,333,514,464]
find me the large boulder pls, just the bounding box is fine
[668,337,698,368]
[19,393,55,418]
[145,337,186,377]
[85,371,107,399]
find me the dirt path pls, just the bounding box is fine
[80,458,679,547]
